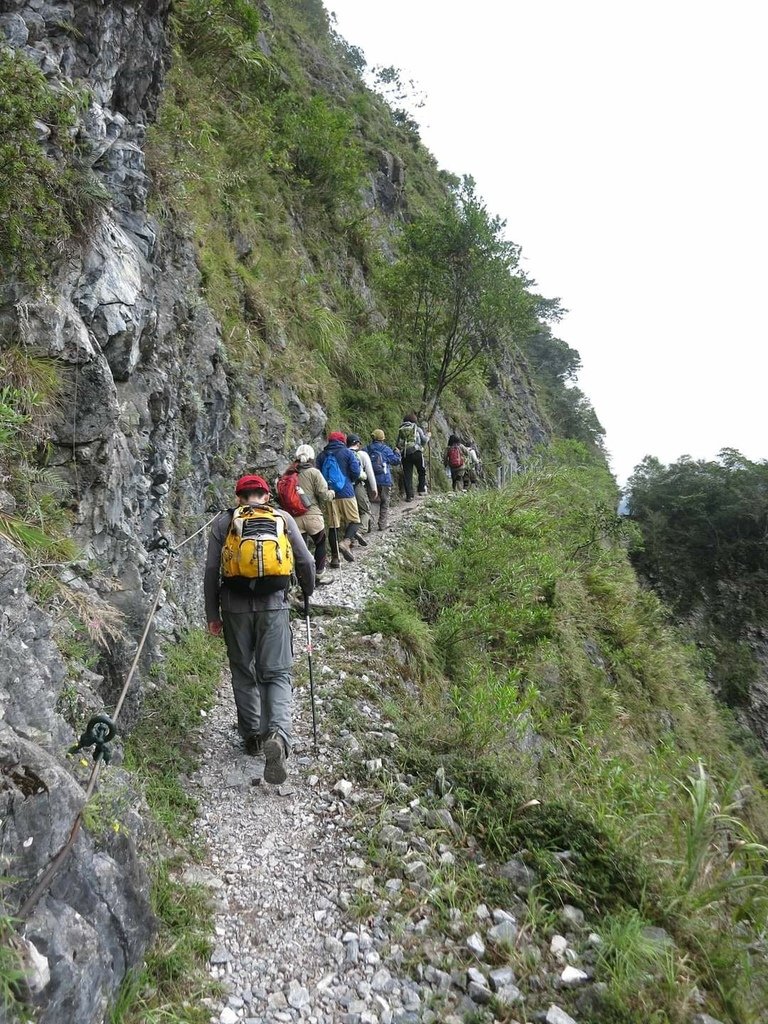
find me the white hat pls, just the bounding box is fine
[295,444,315,464]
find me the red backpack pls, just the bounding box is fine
[447,444,464,469]
[276,468,309,517]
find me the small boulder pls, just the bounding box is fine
[499,857,538,893]
[488,919,518,947]
[546,1006,578,1024]
[468,980,492,1004]
[561,965,589,986]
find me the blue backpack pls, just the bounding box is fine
[321,453,346,492]
[369,448,386,479]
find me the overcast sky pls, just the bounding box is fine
[327,0,767,483]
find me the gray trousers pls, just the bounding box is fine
[222,609,294,750]
[376,485,391,529]
[354,480,372,532]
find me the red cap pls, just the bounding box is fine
[328,431,347,443]
[235,474,271,495]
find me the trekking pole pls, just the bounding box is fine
[304,592,319,753]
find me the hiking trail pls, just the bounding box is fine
[188,497,441,1024]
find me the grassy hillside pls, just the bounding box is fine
[147,0,601,463]
[362,442,768,1023]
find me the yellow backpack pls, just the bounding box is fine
[221,505,295,594]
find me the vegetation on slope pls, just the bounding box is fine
[627,450,768,715]
[362,442,768,1023]
[0,49,107,283]
[149,0,602,462]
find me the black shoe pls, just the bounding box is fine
[244,735,263,756]
[263,733,288,784]
[356,534,368,547]
[330,557,341,568]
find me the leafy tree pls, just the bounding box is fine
[380,178,536,421]
[523,327,605,451]
[627,450,768,705]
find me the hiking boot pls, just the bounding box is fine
[356,534,368,547]
[317,573,334,585]
[243,734,263,756]
[263,733,288,784]
[339,538,355,562]
[330,557,341,568]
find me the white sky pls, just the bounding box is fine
[327,0,767,483]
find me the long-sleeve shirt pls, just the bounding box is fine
[204,505,315,621]
[355,449,378,498]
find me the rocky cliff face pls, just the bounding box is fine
[0,1,550,1019]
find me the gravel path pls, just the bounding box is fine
[188,496,434,1024]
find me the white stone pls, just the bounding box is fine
[488,919,517,947]
[561,965,589,986]
[219,1009,238,1024]
[334,779,353,799]
[550,934,568,958]
[547,1005,579,1024]
[466,932,486,958]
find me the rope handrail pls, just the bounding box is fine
[15,512,219,923]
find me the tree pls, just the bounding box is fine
[522,327,605,451]
[627,450,768,706]
[380,178,535,421]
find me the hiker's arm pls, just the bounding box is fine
[387,446,401,466]
[362,453,378,496]
[284,513,315,596]
[204,514,228,625]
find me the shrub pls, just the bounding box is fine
[0,50,106,282]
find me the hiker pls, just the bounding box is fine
[445,434,470,491]
[396,412,430,501]
[367,429,401,530]
[346,433,378,543]
[316,431,362,565]
[466,445,482,487]
[276,445,335,584]
[204,474,315,784]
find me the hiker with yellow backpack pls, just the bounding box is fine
[204,474,315,784]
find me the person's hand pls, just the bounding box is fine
[372,491,379,501]
[208,620,223,637]
[327,489,335,500]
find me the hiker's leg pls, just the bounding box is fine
[310,529,327,573]
[222,612,261,739]
[354,481,371,533]
[378,485,391,528]
[451,470,460,491]
[254,608,294,753]
[342,497,361,541]
[403,454,415,499]
[416,452,427,494]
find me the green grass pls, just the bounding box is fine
[110,629,224,1023]
[0,914,26,1017]
[359,441,768,1023]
